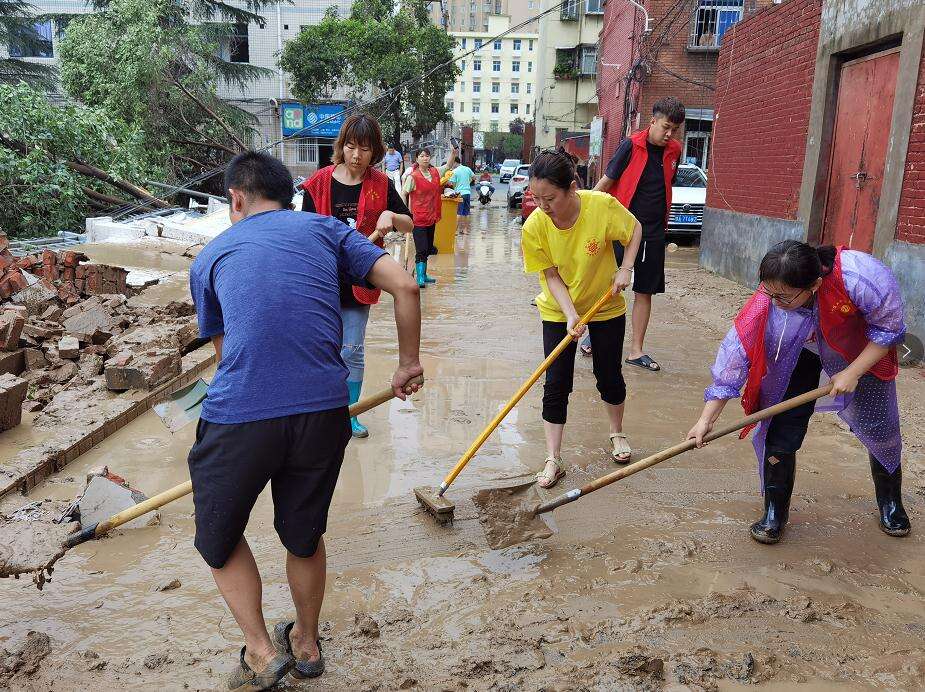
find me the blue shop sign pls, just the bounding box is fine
[281,103,346,138]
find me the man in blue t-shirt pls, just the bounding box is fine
[449,161,475,235]
[188,151,422,688]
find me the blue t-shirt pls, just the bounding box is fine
[451,165,474,195]
[189,209,387,424]
[383,151,403,172]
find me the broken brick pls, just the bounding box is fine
[40,305,63,322]
[22,320,63,340]
[104,349,179,391]
[23,348,48,371]
[2,304,28,320]
[58,336,80,359]
[0,311,25,351]
[0,372,28,431]
[48,360,78,384]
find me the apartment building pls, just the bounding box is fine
[4,0,354,175]
[433,0,539,33]
[446,14,540,135]
[533,0,604,149]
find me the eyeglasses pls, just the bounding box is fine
[758,285,807,306]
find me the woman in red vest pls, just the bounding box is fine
[301,114,413,438]
[403,144,457,287]
[687,241,909,543]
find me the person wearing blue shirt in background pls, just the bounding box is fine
[382,143,404,192]
[188,151,422,690]
[450,161,475,234]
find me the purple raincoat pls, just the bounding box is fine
[705,250,906,489]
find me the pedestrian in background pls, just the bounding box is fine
[404,143,457,287]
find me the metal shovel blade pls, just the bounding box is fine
[472,481,555,550]
[152,378,209,433]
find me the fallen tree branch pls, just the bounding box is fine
[168,75,247,152]
[82,186,156,211]
[171,137,236,156]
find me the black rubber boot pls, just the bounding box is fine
[870,456,910,537]
[750,452,796,544]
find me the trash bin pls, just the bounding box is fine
[435,196,460,254]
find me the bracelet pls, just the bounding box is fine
[619,266,634,273]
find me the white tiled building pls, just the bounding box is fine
[446,14,540,135]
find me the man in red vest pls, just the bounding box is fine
[585,97,685,373]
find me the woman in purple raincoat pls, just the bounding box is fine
[687,240,909,544]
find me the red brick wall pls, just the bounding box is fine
[706,0,822,219]
[896,47,925,244]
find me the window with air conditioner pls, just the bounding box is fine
[689,0,744,49]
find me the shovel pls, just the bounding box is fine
[475,384,834,550]
[153,378,209,432]
[54,376,424,554]
[415,289,616,524]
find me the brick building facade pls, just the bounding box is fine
[701,0,925,337]
[596,0,772,175]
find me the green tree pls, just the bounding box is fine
[0,0,55,87]
[0,82,161,237]
[280,0,458,147]
[58,0,273,189]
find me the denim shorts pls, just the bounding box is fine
[458,194,471,216]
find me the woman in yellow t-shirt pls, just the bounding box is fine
[521,149,642,489]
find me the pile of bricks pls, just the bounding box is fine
[0,232,128,305]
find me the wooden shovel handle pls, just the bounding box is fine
[65,376,425,548]
[536,384,834,515]
[438,289,616,495]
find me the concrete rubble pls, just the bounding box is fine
[69,466,159,531]
[0,246,201,425]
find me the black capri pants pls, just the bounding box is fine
[765,348,823,456]
[542,315,627,424]
[413,224,436,262]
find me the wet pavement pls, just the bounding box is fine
[2,203,924,689]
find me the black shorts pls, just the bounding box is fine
[615,236,665,295]
[187,408,351,569]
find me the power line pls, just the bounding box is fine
[108,0,574,218]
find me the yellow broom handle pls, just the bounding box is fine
[438,289,614,495]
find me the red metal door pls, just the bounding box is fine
[822,48,900,252]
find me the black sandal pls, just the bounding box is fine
[227,646,293,691]
[625,355,660,371]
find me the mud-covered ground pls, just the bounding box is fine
[1,204,924,691]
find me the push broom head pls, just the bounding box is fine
[413,486,455,524]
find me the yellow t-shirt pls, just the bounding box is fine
[521,190,637,323]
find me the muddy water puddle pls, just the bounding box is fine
[2,206,924,688]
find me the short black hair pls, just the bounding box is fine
[224,151,293,208]
[652,97,686,125]
[759,240,836,288]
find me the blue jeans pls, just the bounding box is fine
[341,303,370,382]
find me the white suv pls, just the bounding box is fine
[499,158,521,183]
[668,164,707,236]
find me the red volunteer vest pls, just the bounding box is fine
[734,247,898,438]
[302,165,389,305]
[609,127,682,223]
[409,165,443,227]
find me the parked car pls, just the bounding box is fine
[668,164,707,235]
[521,188,538,222]
[499,158,521,183]
[506,164,531,207]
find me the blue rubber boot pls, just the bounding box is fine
[423,259,436,284]
[347,380,368,438]
[415,262,427,288]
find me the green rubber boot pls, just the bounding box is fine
[347,380,368,438]
[415,262,427,288]
[423,259,436,284]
